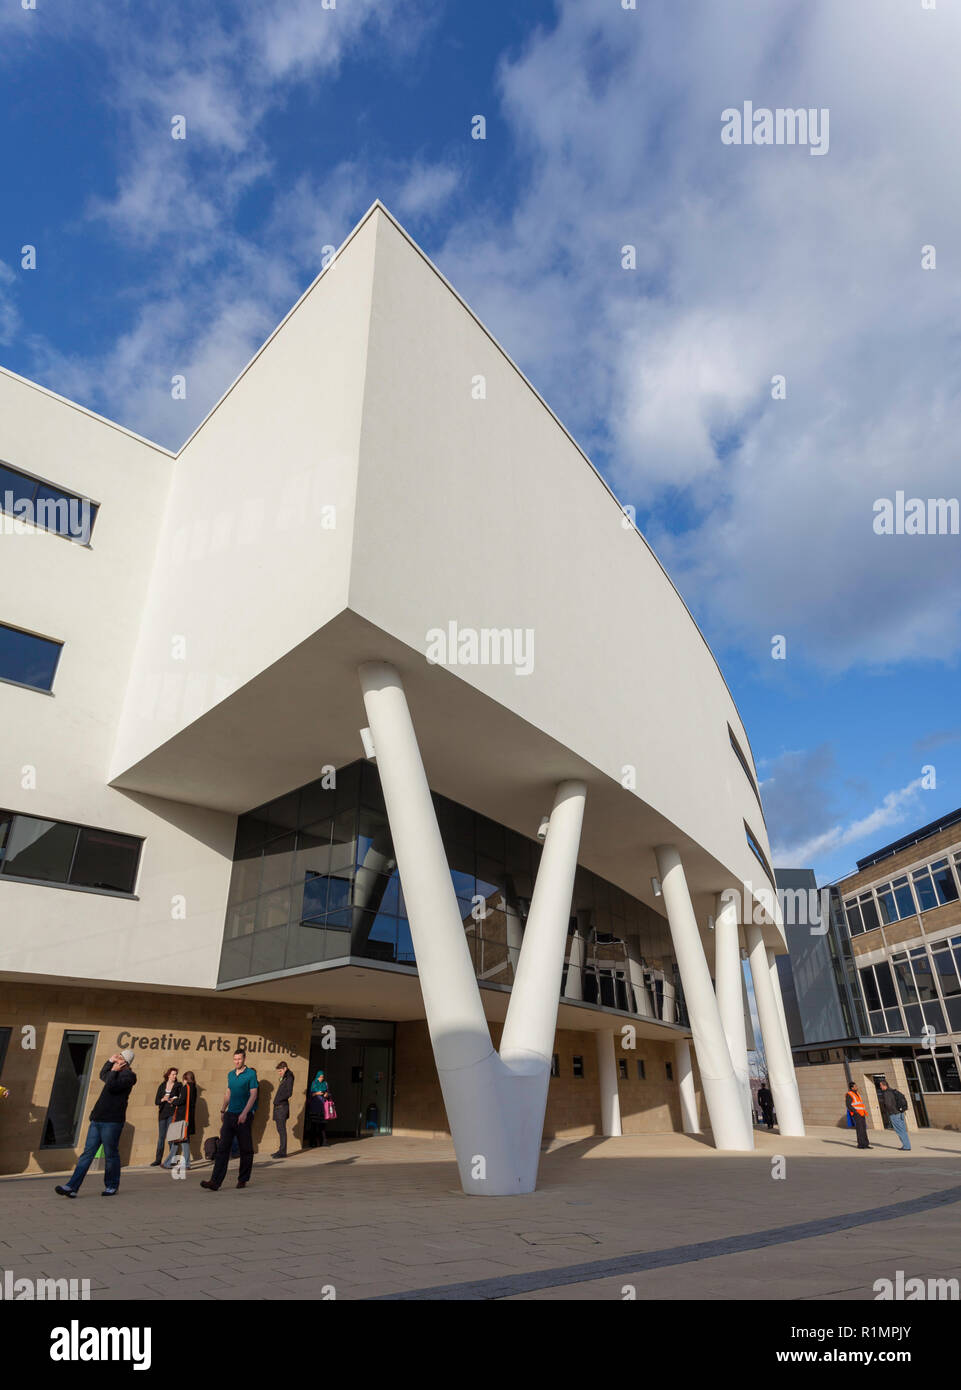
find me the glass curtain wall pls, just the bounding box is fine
[219,761,682,1022]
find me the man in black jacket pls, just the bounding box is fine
[271,1060,295,1158]
[55,1049,137,1198]
[757,1083,775,1129]
[879,1079,912,1151]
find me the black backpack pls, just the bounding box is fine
[893,1089,908,1114]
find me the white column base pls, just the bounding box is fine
[596,1032,622,1137]
[675,1037,700,1134]
[655,845,753,1151]
[746,924,805,1137]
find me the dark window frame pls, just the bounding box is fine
[39,1029,99,1150]
[728,725,765,817]
[0,458,99,545]
[0,808,142,896]
[0,620,63,694]
[744,821,776,889]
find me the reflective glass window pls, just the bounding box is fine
[860,966,881,1012]
[2,817,77,882]
[931,859,959,906]
[859,893,879,932]
[912,868,938,913]
[875,959,898,1009]
[876,885,897,924]
[932,945,961,997]
[70,827,140,893]
[892,877,916,918]
[0,622,62,692]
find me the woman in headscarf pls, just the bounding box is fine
[306,1069,331,1148]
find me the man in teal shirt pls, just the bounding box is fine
[201,1049,259,1191]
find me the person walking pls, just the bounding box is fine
[152,1067,183,1166]
[306,1070,331,1148]
[201,1050,258,1191]
[54,1050,137,1198]
[271,1060,295,1159]
[757,1082,775,1130]
[879,1079,912,1151]
[846,1080,871,1149]
[164,1070,197,1169]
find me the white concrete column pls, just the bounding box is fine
[674,1037,700,1134]
[660,975,676,1023]
[505,910,524,982]
[715,895,755,1145]
[624,936,654,1018]
[596,1033,622,1137]
[654,845,753,1151]
[500,779,587,1066]
[360,661,587,1194]
[564,928,586,1000]
[745,923,805,1136]
[767,946,792,1052]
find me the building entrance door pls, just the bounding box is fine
[902,1059,930,1128]
[308,1019,394,1139]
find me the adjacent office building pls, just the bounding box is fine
[0,203,802,1192]
[776,808,961,1132]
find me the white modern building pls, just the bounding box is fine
[0,203,803,1191]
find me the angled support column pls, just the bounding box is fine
[674,1037,700,1134]
[596,1033,622,1137]
[358,661,586,1193]
[714,895,755,1145]
[654,845,753,1150]
[767,946,792,1054]
[745,924,805,1136]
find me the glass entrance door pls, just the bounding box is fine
[307,1021,394,1139]
[902,1058,930,1127]
[358,1044,392,1135]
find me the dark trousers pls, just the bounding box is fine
[65,1120,124,1192]
[853,1112,870,1148]
[209,1112,254,1187]
[760,1105,774,1130]
[273,1101,289,1154]
[155,1115,171,1162]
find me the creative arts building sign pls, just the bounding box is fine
[115,1030,297,1055]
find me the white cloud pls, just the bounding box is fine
[430,0,961,671]
[0,261,19,346]
[394,162,461,219]
[772,777,925,867]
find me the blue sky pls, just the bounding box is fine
[1,0,959,887]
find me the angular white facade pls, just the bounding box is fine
[0,203,801,1190]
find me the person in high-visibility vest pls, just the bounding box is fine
[845,1082,871,1149]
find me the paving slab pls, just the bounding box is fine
[4,1126,961,1300]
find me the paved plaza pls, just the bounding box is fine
[2,1127,960,1301]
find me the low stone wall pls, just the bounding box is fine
[922,1093,961,1131]
[794,1058,916,1131]
[0,980,311,1175]
[392,1019,703,1139]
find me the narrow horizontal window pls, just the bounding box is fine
[0,460,98,543]
[0,621,62,692]
[744,821,775,888]
[0,809,141,895]
[728,725,763,810]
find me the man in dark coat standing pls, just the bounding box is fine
[757,1082,775,1129]
[271,1060,295,1159]
[879,1079,912,1150]
[55,1049,137,1198]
